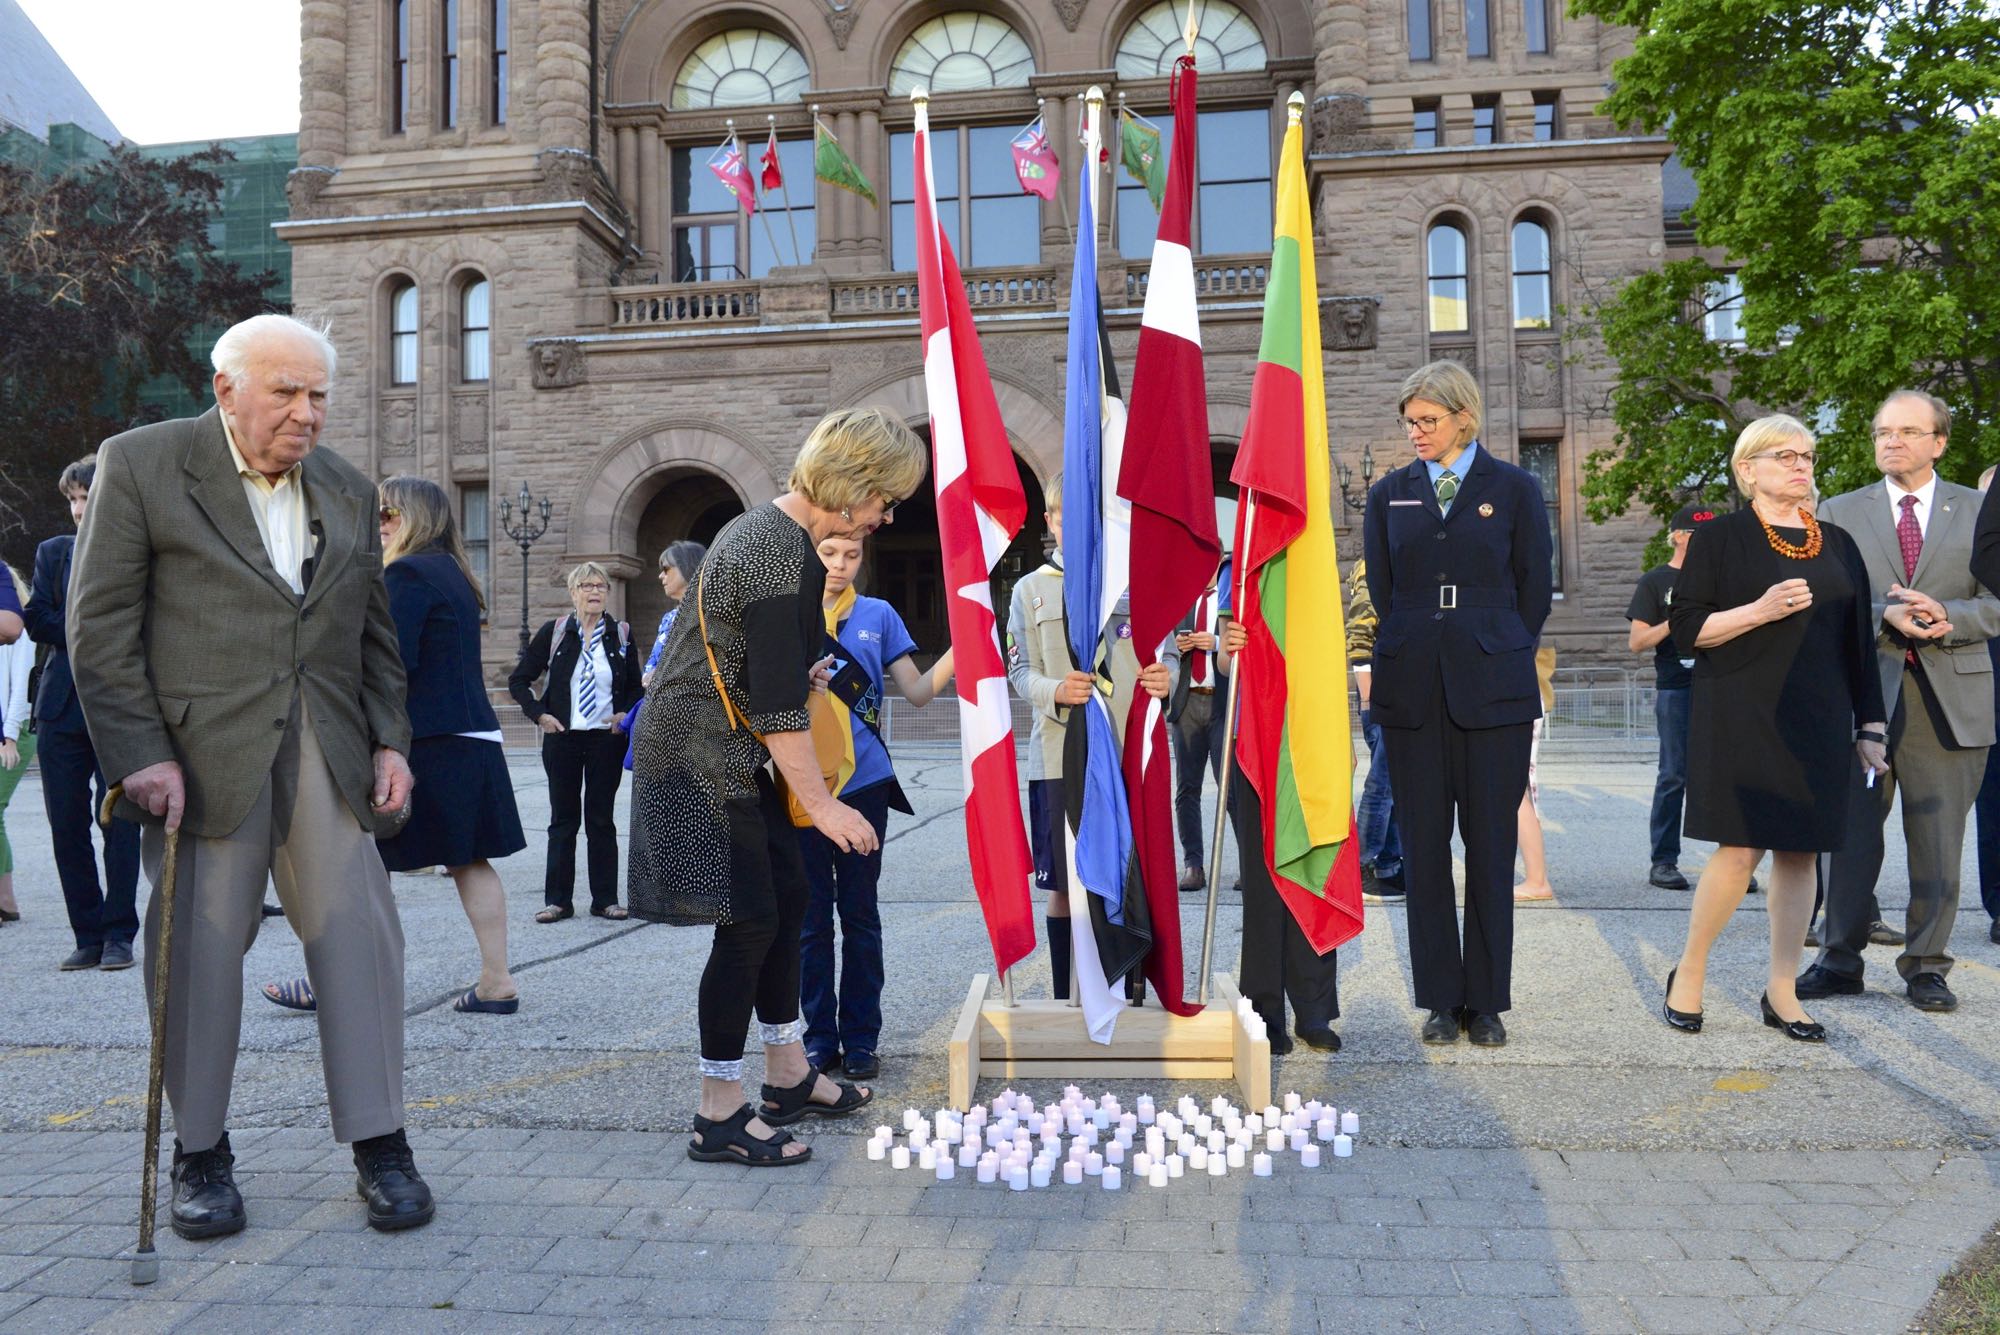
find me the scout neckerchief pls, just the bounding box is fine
[819,584,865,796]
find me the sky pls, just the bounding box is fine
[19,0,301,144]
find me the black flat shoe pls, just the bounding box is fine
[353,1129,435,1231]
[1420,1009,1460,1044]
[1662,967,1702,1033]
[1761,993,1826,1042]
[1464,1012,1507,1047]
[171,1133,246,1240]
[841,1051,880,1080]
[1295,1026,1342,1052]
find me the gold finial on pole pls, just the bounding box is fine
[1287,89,1306,125]
[910,86,930,108]
[1183,0,1201,55]
[1085,84,1105,109]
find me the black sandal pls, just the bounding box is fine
[686,1104,812,1167]
[760,1069,873,1126]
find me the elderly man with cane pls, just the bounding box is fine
[68,313,433,1251]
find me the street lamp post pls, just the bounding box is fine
[1335,441,1377,521]
[498,482,553,654]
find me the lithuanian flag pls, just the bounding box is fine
[1226,102,1364,956]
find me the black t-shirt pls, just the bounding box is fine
[1626,564,1694,691]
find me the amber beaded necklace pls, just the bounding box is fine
[1754,503,1823,561]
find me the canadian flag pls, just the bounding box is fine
[911,97,1037,978]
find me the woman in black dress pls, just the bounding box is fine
[629,407,924,1166]
[1663,416,1887,1040]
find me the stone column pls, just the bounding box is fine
[638,127,663,275]
[835,109,860,259]
[615,124,637,209]
[298,0,348,164]
[535,0,590,150]
[856,107,884,264]
[1311,0,1372,154]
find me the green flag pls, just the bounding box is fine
[1120,112,1166,211]
[814,123,877,206]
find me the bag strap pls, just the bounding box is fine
[697,566,758,739]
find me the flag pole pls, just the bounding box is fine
[733,119,783,275]
[771,114,803,267]
[1038,98,1075,247]
[1197,492,1257,1006]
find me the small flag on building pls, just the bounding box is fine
[1010,118,1061,200]
[815,119,877,206]
[1119,110,1166,211]
[759,126,784,192]
[707,137,757,213]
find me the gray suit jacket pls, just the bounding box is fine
[1818,480,2000,748]
[68,408,412,839]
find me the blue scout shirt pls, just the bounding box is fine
[831,595,920,793]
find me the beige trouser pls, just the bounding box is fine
[142,698,405,1152]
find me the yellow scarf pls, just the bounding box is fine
[821,584,860,796]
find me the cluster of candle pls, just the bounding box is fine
[864,1086,1357,1190]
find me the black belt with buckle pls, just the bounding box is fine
[1189,685,1215,695]
[1399,585,1519,610]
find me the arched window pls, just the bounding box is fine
[1426,222,1469,333]
[888,13,1035,96]
[1512,218,1552,329]
[1114,0,1267,78]
[670,29,810,109]
[389,281,418,384]
[460,277,491,381]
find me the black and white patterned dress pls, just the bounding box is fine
[627,503,823,926]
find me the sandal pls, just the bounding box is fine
[262,977,316,1011]
[591,905,629,920]
[534,906,574,924]
[687,1104,812,1167]
[452,986,519,1015]
[760,1068,873,1126]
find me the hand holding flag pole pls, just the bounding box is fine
[1198,495,1256,1004]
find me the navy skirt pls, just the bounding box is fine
[377,735,527,872]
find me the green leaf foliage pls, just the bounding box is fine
[1565,0,2000,566]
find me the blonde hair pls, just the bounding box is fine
[1043,470,1063,512]
[380,475,485,611]
[565,561,611,592]
[787,407,928,515]
[1730,414,1815,497]
[1398,359,1484,436]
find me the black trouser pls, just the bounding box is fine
[700,773,809,1063]
[540,728,626,912]
[39,716,141,950]
[1172,689,1227,869]
[1381,697,1531,1015]
[1229,759,1338,1036]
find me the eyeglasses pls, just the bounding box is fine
[574,581,609,593]
[1872,427,1937,444]
[878,496,901,520]
[1750,449,1816,468]
[1397,412,1458,435]
[378,506,402,521]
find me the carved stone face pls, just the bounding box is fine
[537,345,563,379]
[1341,304,1368,343]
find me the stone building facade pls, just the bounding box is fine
[280,0,1672,681]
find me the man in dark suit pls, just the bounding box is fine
[1166,562,1226,891]
[1364,361,1553,1047]
[69,314,433,1241]
[1799,390,2000,1012]
[1972,464,2000,947]
[25,456,142,972]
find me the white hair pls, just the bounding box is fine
[211,313,337,390]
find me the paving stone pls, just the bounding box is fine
[1355,1259,1463,1297]
[1455,1260,1562,1297]
[531,1235,643,1276]
[1623,1293,1753,1333]
[266,1263,471,1308]
[445,1268,565,1313]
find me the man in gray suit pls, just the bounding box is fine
[68,314,434,1238]
[1798,389,2000,1013]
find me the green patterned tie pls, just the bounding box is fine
[1435,467,1459,515]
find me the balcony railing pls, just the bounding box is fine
[610,281,761,329]
[832,264,1057,318]
[1124,254,1269,303]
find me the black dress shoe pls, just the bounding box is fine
[1745,875,1761,894]
[1761,993,1826,1042]
[1420,1009,1460,1044]
[170,1133,246,1240]
[59,945,102,971]
[1648,864,1691,891]
[1464,1012,1507,1047]
[1662,967,1702,1033]
[1990,918,2000,945]
[261,902,286,919]
[842,1051,881,1080]
[99,941,135,971]
[1868,920,1907,947]
[353,1129,434,1231]
[1906,972,1958,1012]
[1295,1026,1342,1052]
[1796,964,1864,998]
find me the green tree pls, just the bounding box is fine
[0,143,276,571]
[1565,0,2000,557]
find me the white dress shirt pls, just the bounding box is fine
[568,623,615,731]
[221,412,309,595]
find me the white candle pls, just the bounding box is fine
[919,1146,937,1170]
[1266,1129,1284,1153]
[1193,1115,1212,1138]
[1145,1129,1166,1159]
[1009,1165,1029,1191]
[1285,1092,1302,1113]
[977,1156,998,1184]
[892,1146,910,1170]
[876,1124,895,1141]
[1116,1128,1134,1150]
[1092,1107,1111,1129]
[1137,1098,1156,1125]
[1341,1111,1359,1136]
[1334,1134,1353,1158]
[1227,1143,1245,1168]
[1106,1141,1125,1165]
[1026,1112,1044,1136]
[1069,1140,1088,1163]
[1085,1152,1104,1176]
[1190,1145,1208,1170]
[1263,1105,1281,1125]
[1316,1117,1337,1142]
[1279,1114,1298,1135]
[1133,1151,1152,1177]
[903,1109,922,1131]
[936,1156,956,1181]
[1149,1163,1169,1188]
[1066,1113,1084,1137]
[867,1139,886,1161]
[1245,1115,1263,1137]
[1102,1165,1122,1190]
[1290,1131,1308,1152]
[1304,1101,1323,1121]
[1030,1162,1051,1189]
[1253,1153,1273,1178]
[1177,1134,1196,1158]
[1207,1131,1226,1155]
[1063,1160,1083,1185]
[1167,1154,1184,1179]
[1208,1152,1227,1178]
[1300,1143,1321,1168]
[958,1143,978,1168]
[1081,1125,1099,1147]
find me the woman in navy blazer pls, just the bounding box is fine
[1364,360,1553,1048]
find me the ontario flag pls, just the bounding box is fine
[1010,118,1060,201]
[1115,57,1213,1018]
[707,136,757,213]
[911,97,1037,979]
[1227,102,1364,956]
[759,126,784,192]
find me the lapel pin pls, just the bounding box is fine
[1478,503,1495,517]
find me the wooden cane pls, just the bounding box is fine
[101,784,176,1286]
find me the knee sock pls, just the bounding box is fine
[1046,915,1073,1000]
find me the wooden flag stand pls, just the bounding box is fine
[947,972,1271,1111]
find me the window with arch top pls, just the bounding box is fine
[389,280,418,384]
[1512,219,1553,329]
[460,277,491,381]
[1427,222,1469,333]
[671,29,810,109]
[888,13,1035,96]
[1115,0,1267,78]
